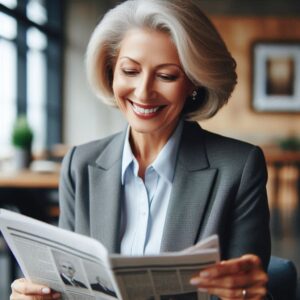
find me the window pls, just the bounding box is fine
[0,11,17,157]
[0,0,63,157]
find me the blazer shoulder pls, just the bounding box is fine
[198,126,266,167]
[185,121,260,153]
[63,130,125,171]
[180,121,266,171]
[203,129,256,151]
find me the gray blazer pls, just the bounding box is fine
[59,121,271,270]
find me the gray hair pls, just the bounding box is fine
[86,0,237,121]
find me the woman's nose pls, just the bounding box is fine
[134,74,155,101]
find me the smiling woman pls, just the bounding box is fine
[86,0,237,122]
[10,1,271,300]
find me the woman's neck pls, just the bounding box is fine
[129,122,179,179]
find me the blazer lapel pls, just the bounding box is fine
[160,122,217,252]
[88,131,126,253]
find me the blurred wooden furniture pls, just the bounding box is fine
[264,148,300,165]
[263,148,300,204]
[0,169,60,282]
[0,168,60,221]
[263,147,300,235]
[0,170,59,189]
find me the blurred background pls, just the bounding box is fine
[0,0,300,298]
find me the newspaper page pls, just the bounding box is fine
[0,209,219,300]
[109,247,219,300]
[0,209,120,300]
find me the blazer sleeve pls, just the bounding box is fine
[58,147,76,231]
[223,146,271,271]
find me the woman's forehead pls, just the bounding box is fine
[117,28,181,66]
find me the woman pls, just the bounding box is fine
[11,0,270,299]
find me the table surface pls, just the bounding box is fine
[263,148,300,164]
[0,149,299,188]
[0,170,60,188]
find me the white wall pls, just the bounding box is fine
[63,0,125,146]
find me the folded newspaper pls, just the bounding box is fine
[0,209,219,300]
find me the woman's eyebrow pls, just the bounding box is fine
[119,56,183,70]
[119,56,140,64]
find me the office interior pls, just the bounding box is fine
[0,0,300,299]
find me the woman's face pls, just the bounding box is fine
[112,28,193,139]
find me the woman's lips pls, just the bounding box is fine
[129,100,166,117]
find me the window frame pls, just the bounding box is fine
[0,0,64,149]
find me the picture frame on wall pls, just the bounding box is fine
[252,42,300,112]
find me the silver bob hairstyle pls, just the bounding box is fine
[86,0,237,121]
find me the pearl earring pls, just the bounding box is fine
[192,90,197,101]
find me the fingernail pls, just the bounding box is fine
[199,271,210,278]
[198,287,208,293]
[52,292,61,299]
[42,287,51,294]
[190,277,201,285]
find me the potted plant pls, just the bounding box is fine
[279,136,300,151]
[11,115,34,169]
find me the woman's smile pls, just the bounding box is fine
[129,100,166,119]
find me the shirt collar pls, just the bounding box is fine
[121,127,135,184]
[121,120,183,185]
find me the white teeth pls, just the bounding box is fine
[132,103,160,115]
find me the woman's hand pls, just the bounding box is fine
[10,278,61,300]
[190,255,268,300]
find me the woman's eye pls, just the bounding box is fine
[157,73,178,81]
[121,69,139,76]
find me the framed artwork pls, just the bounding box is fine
[252,42,300,112]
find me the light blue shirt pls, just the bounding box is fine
[120,121,183,255]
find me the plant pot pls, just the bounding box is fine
[14,148,32,170]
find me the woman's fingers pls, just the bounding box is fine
[191,255,262,282]
[197,281,267,299]
[10,294,60,300]
[191,267,268,289]
[11,278,61,300]
[11,279,50,295]
[197,255,262,279]
[190,255,268,299]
